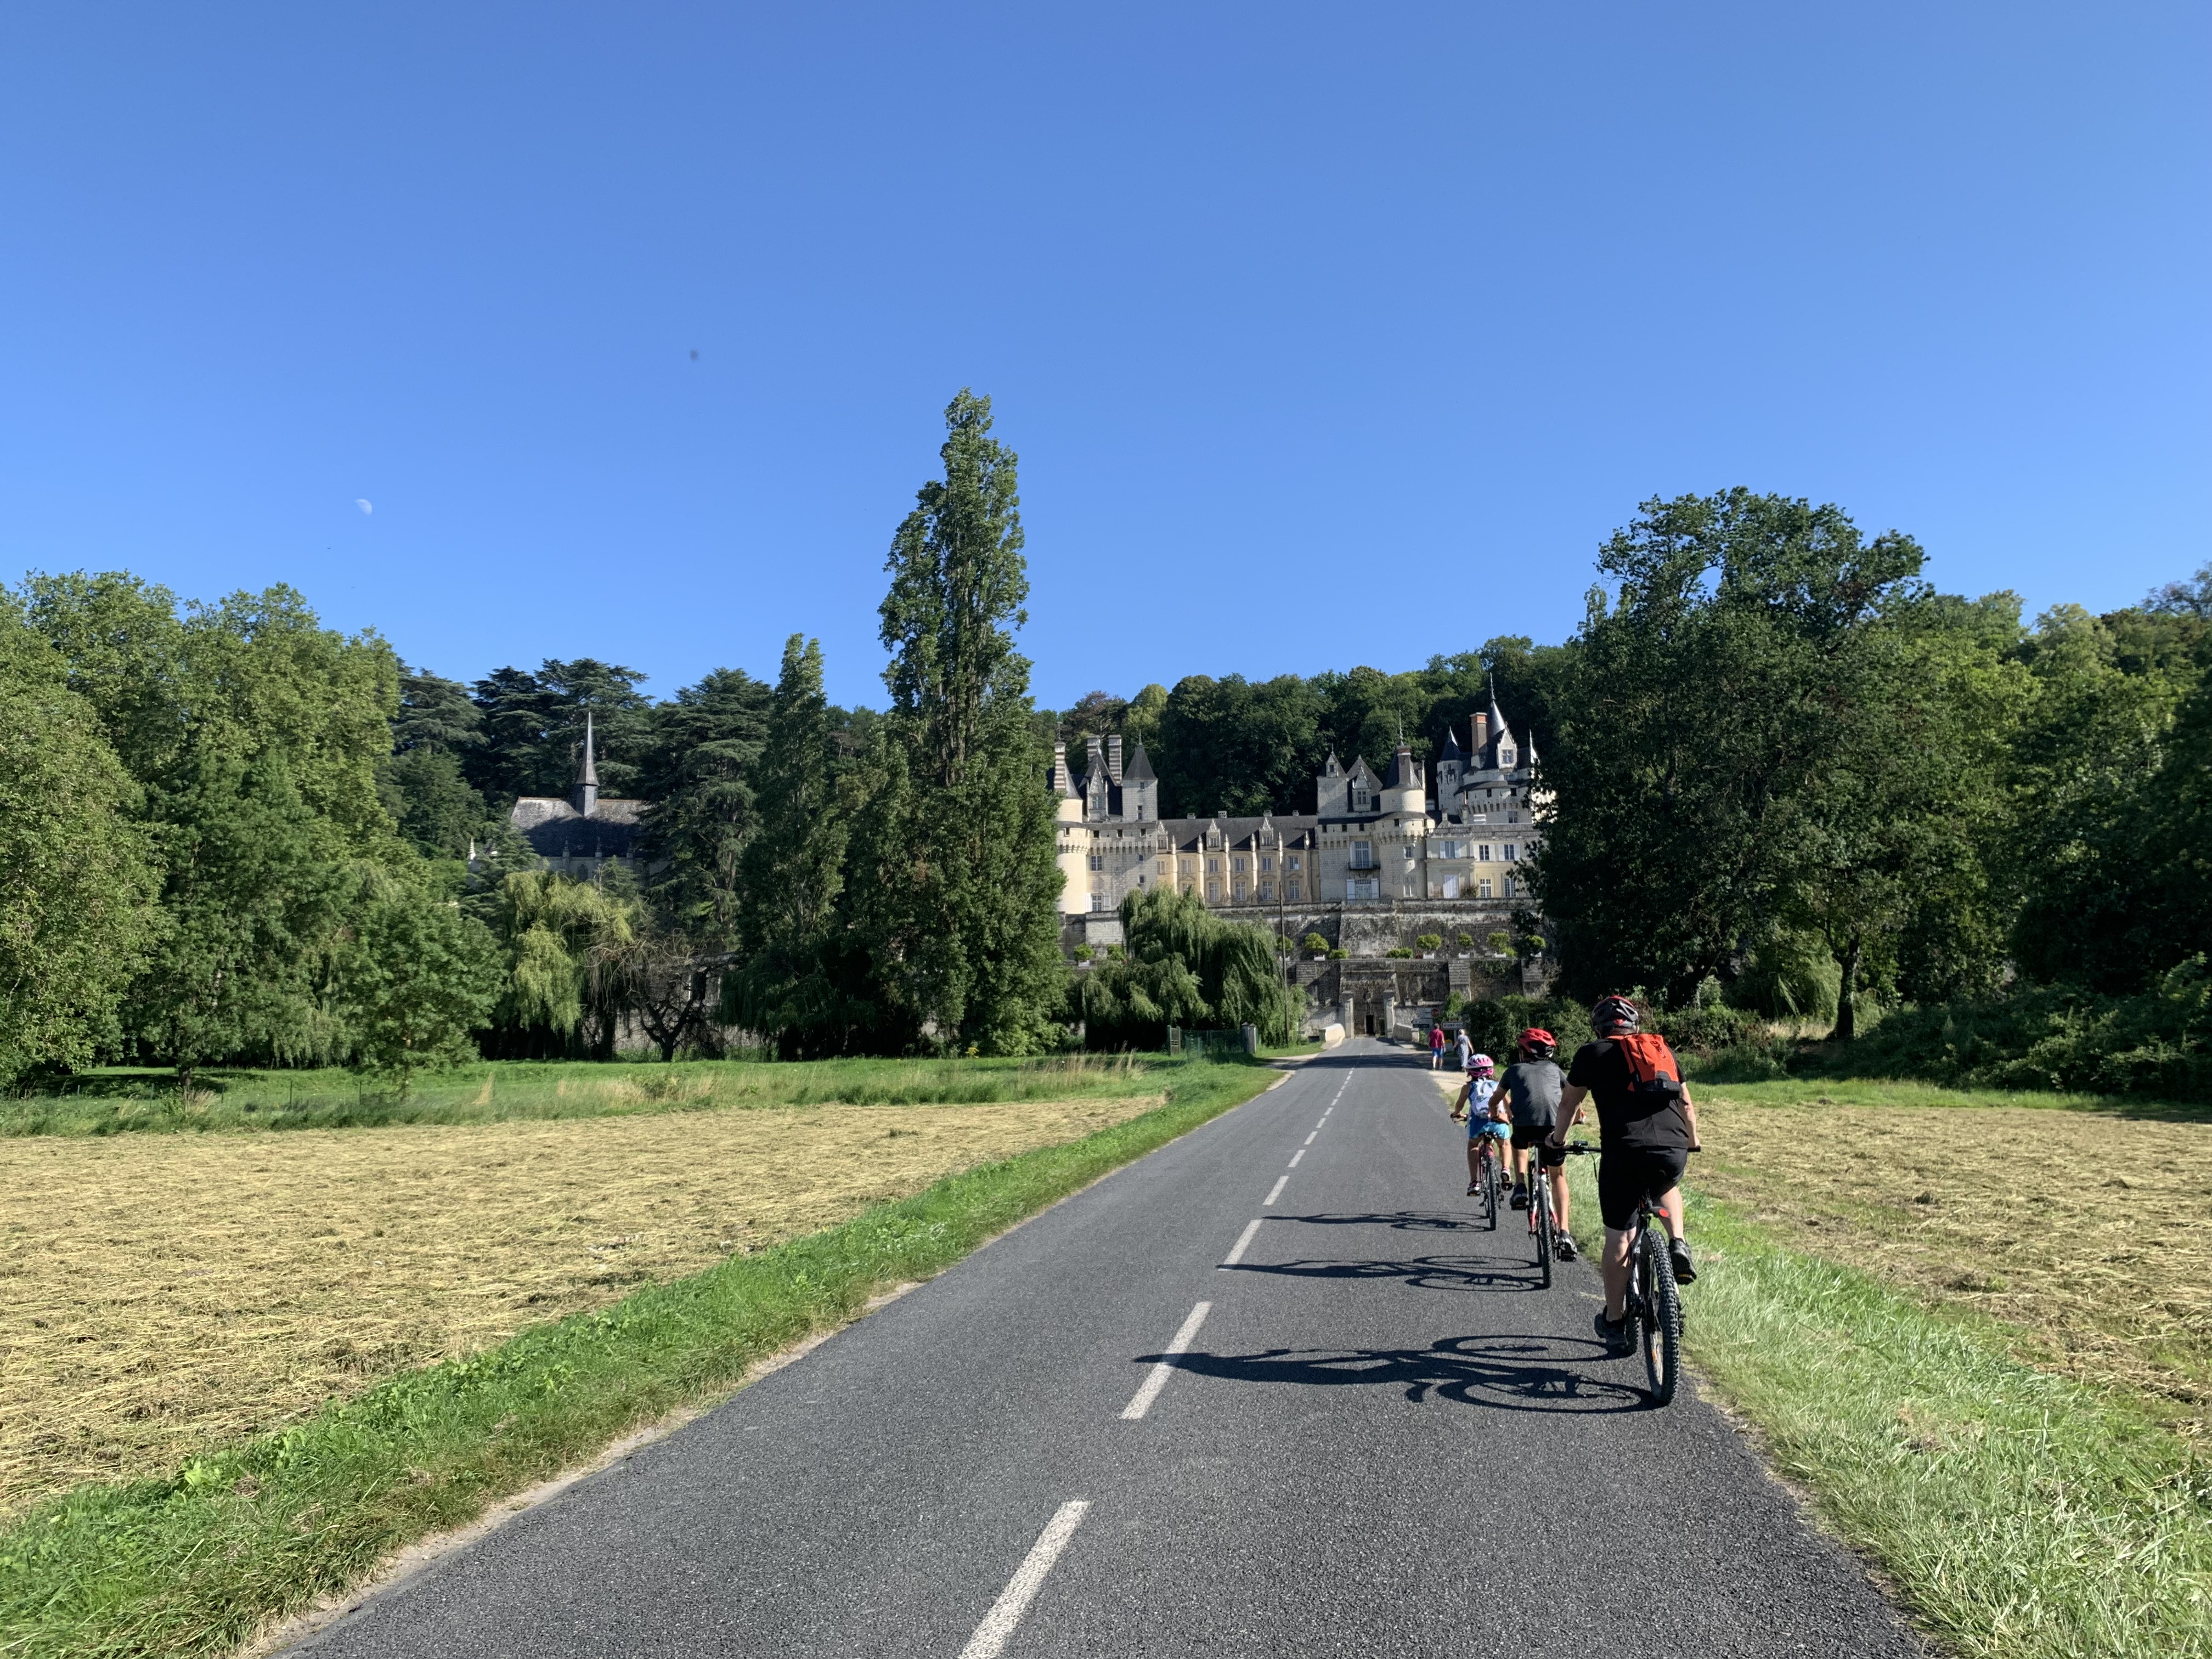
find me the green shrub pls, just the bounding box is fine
[1301,932,1328,953]
[1327,947,1348,960]
[1415,933,1442,952]
[1455,932,1474,949]
[1459,994,1592,1059]
[1072,945,1094,962]
[1821,957,2212,1102]
[1385,946,1414,959]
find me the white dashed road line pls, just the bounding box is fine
[1120,1302,1211,1421]
[1287,1149,1305,1167]
[1221,1218,1265,1267]
[1303,1130,1318,1145]
[1263,1175,1288,1205]
[956,1500,1092,1659]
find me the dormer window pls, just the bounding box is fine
[1498,744,1516,768]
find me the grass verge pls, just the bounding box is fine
[2,1053,1165,1138]
[1555,1157,2212,1659]
[0,1059,1276,1659]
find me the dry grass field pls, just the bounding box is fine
[1692,1092,2212,1432]
[0,1094,1160,1517]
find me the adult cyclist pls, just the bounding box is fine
[1491,1027,1576,1261]
[1448,1054,1509,1196]
[1547,995,1702,1355]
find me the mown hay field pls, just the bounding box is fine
[0,1094,1161,1517]
[1692,1091,2212,1433]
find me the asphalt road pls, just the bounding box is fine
[291,1040,1921,1658]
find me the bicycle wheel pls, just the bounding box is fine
[1483,1144,1501,1231]
[1534,1173,1553,1286]
[1639,1224,1682,1405]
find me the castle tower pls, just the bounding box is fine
[1121,738,1158,822]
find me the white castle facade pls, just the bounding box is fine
[1052,691,1545,952]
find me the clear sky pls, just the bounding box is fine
[2,3,2204,709]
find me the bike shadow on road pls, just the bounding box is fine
[1142,1334,1645,1413]
[1220,1255,1542,1294]
[1270,1209,1509,1234]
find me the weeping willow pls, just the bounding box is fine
[1071,887,1303,1049]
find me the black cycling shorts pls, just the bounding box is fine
[1597,1147,1688,1231]
[1508,1126,1565,1167]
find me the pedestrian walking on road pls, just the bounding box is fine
[1455,1028,1472,1073]
[1429,1022,1446,1070]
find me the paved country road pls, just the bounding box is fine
[290,1040,1921,1658]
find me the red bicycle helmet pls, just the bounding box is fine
[1518,1026,1556,1058]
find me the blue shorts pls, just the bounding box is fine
[1470,1118,1510,1142]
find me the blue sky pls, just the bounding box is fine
[2,3,2204,710]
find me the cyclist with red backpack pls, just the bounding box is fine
[1548,995,1703,1356]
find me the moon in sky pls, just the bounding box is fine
[356,499,373,515]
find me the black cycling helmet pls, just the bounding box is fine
[1592,994,1640,1035]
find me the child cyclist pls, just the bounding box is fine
[1448,1054,1511,1196]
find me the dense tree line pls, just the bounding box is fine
[0,391,1082,1082]
[1053,642,1573,821]
[11,455,2198,1086]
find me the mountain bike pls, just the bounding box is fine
[1469,1127,1503,1231]
[1561,1142,1682,1405]
[1526,1142,1585,1288]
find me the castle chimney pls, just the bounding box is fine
[1051,740,1072,797]
[1107,735,1123,784]
[1473,712,1488,759]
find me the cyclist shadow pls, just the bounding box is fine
[1147,1333,1643,1413]
[1276,1210,1488,1235]
[1222,1255,1540,1294]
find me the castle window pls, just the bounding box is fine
[1259,855,1272,873]
[1350,840,1374,869]
[1504,876,1517,899]
[1155,859,1169,874]
[1477,878,1494,899]
[1285,855,1300,872]
[1402,877,1417,897]
[1207,857,1221,874]
[1287,878,1302,901]
[1206,879,1222,902]
[1091,894,1108,912]
[1499,745,1516,768]
[1438,838,1465,860]
[1232,856,1247,874]
[1503,844,1520,862]
[1259,879,1273,902]
[1233,880,1248,902]
[1402,842,1416,861]
[1478,844,1492,863]
[1347,877,1380,902]
[1088,854,1104,871]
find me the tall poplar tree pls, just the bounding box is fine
[723,635,860,1054]
[857,391,1065,1053]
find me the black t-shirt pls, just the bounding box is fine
[1496,1059,1563,1128]
[1566,1039,1692,1150]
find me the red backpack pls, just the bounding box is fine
[1614,1032,1684,1098]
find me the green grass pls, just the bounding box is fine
[1684,1073,2212,1122]
[0,1053,1171,1137]
[0,1057,1278,1658]
[1558,1159,2212,1658]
